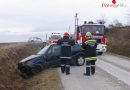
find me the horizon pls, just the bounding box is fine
[0,0,129,42]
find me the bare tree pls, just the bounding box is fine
[97,15,107,24]
[113,19,123,27]
[127,9,130,25]
[108,19,123,29]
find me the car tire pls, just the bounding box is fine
[32,64,43,74]
[76,55,85,66]
[98,52,103,55]
[17,69,29,79]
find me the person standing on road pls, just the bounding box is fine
[82,32,97,76]
[57,32,75,75]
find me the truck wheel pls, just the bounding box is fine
[98,52,103,55]
[76,55,85,66]
[32,64,43,74]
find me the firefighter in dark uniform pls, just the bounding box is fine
[82,32,97,76]
[57,32,75,75]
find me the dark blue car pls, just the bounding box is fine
[18,44,85,78]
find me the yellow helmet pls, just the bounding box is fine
[86,32,92,37]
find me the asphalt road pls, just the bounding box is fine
[59,53,130,90]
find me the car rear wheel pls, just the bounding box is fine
[32,64,43,74]
[76,55,85,66]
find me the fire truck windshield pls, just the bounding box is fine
[49,35,61,39]
[81,25,105,34]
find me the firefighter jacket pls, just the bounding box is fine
[57,36,75,58]
[82,37,97,61]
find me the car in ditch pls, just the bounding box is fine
[17,44,85,78]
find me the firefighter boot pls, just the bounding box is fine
[84,61,91,76]
[61,64,65,73]
[91,60,96,75]
[84,66,91,76]
[65,65,70,75]
[91,65,95,75]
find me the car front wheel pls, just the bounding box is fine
[32,64,43,74]
[76,55,85,66]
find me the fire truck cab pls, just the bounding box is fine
[76,21,107,55]
[49,33,61,44]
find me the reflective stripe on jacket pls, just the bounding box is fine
[82,37,97,58]
[85,56,97,61]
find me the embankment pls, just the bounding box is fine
[0,43,41,90]
[107,27,130,57]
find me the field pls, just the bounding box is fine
[0,42,62,90]
[106,26,130,57]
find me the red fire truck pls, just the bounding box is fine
[75,21,107,55]
[49,33,61,44]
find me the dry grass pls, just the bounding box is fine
[0,43,41,90]
[24,68,62,90]
[106,27,130,57]
[0,42,62,90]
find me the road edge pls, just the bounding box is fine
[105,52,130,61]
[57,68,64,90]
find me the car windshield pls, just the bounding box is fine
[37,45,50,55]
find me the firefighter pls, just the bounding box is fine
[82,32,97,76]
[57,32,75,75]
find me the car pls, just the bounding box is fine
[17,44,85,78]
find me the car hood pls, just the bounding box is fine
[20,54,41,63]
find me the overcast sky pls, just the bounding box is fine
[0,0,129,42]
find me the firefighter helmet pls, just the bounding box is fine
[63,32,69,37]
[86,32,92,37]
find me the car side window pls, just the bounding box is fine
[46,47,52,55]
[52,45,61,54]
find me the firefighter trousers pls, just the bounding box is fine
[85,60,96,76]
[60,58,71,75]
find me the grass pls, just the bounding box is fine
[106,27,130,57]
[0,42,62,90]
[24,68,62,90]
[0,42,42,90]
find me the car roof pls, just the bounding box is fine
[50,43,81,46]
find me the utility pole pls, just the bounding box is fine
[46,33,47,43]
[68,25,71,35]
[75,13,78,43]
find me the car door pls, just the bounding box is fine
[71,44,81,55]
[45,45,61,66]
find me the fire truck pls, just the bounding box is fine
[75,21,107,55]
[49,33,61,44]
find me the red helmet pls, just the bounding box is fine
[63,32,69,37]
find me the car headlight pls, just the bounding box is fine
[26,61,33,66]
[102,46,106,48]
